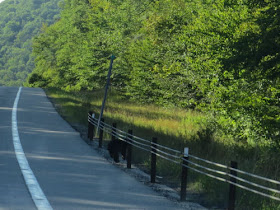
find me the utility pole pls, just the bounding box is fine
[97,55,116,132]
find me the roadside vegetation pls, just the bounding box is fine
[28,0,280,153]
[0,0,276,208]
[0,0,61,86]
[46,87,280,209]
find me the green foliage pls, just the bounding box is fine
[0,0,61,86]
[30,0,280,148]
[217,0,280,145]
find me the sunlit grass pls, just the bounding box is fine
[47,88,205,143]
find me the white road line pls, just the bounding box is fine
[12,87,53,210]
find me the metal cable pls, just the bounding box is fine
[88,117,280,197]
[227,180,280,202]
[183,162,280,201]
[90,118,158,151]
[88,118,96,123]
[151,146,182,160]
[151,151,181,165]
[182,163,228,183]
[88,116,97,123]
[111,129,127,139]
[107,124,128,135]
[129,141,151,153]
[227,173,280,195]
[126,136,150,148]
[189,153,280,186]
[100,121,113,129]
[102,125,113,134]
[88,120,97,126]
[151,141,181,154]
[184,158,280,195]
[115,127,130,135]
[132,135,151,144]
[110,131,150,152]
[131,139,150,148]
[188,154,228,169]
[182,157,228,176]
[96,124,150,152]
[228,166,280,185]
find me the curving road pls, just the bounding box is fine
[0,87,189,210]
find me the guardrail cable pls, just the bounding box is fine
[151,150,182,165]
[182,157,228,176]
[109,128,151,152]
[151,146,181,160]
[227,166,280,185]
[188,153,280,186]
[188,154,228,169]
[227,173,280,194]
[126,136,150,148]
[88,115,280,202]
[181,162,280,201]
[227,180,280,202]
[182,163,228,183]
[183,157,280,195]
[132,135,151,144]
[151,141,181,154]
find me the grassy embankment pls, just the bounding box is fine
[45,88,280,209]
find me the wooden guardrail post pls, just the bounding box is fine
[98,118,104,148]
[180,147,189,201]
[228,161,238,210]
[126,129,133,169]
[151,137,157,183]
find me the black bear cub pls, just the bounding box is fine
[107,140,127,162]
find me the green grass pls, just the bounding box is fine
[45,88,280,210]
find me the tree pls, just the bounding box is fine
[0,0,61,86]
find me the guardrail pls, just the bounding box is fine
[87,112,280,209]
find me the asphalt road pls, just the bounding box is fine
[0,87,187,210]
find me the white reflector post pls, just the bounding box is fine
[184,147,189,157]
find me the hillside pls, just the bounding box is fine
[28,0,280,149]
[0,0,61,86]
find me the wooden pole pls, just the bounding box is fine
[98,118,104,148]
[127,130,133,169]
[97,55,116,133]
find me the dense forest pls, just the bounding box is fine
[0,0,61,86]
[28,0,280,149]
